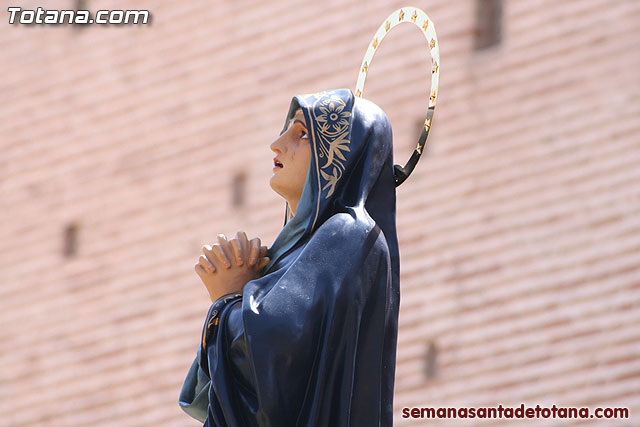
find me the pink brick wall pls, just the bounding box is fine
[1,1,638,425]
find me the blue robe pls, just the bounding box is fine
[179,89,400,426]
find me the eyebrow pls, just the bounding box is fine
[288,117,307,129]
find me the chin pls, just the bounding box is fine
[269,173,279,188]
[269,175,286,198]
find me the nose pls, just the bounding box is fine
[270,133,287,154]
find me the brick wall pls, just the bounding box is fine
[1,0,638,425]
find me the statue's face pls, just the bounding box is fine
[269,109,311,209]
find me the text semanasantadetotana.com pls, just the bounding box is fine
[402,404,630,420]
[7,7,150,25]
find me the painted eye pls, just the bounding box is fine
[301,130,309,139]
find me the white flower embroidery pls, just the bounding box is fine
[316,98,351,134]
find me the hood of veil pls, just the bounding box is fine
[264,88,397,274]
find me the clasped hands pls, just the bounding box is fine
[194,231,270,302]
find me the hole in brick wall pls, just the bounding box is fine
[75,0,88,11]
[474,0,502,50]
[425,340,438,380]
[63,222,79,258]
[73,0,89,30]
[232,173,247,208]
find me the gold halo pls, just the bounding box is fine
[355,6,440,187]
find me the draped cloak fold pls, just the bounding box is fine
[179,89,400,426]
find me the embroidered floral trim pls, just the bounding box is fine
[303,91,352,199]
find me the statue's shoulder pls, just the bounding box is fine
[312,212,378,246]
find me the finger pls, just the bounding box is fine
[236,231,251,262]
[205,244,231,269]
[198,254,216,273]
[259,245,268,258]
[216,235,235,265]
[229,238,244,266]
[248,238,261,266]
[256,256,270,270]
[237,231,250,262]
[194,263,208,279]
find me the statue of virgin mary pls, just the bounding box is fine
[180,88,400,426]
